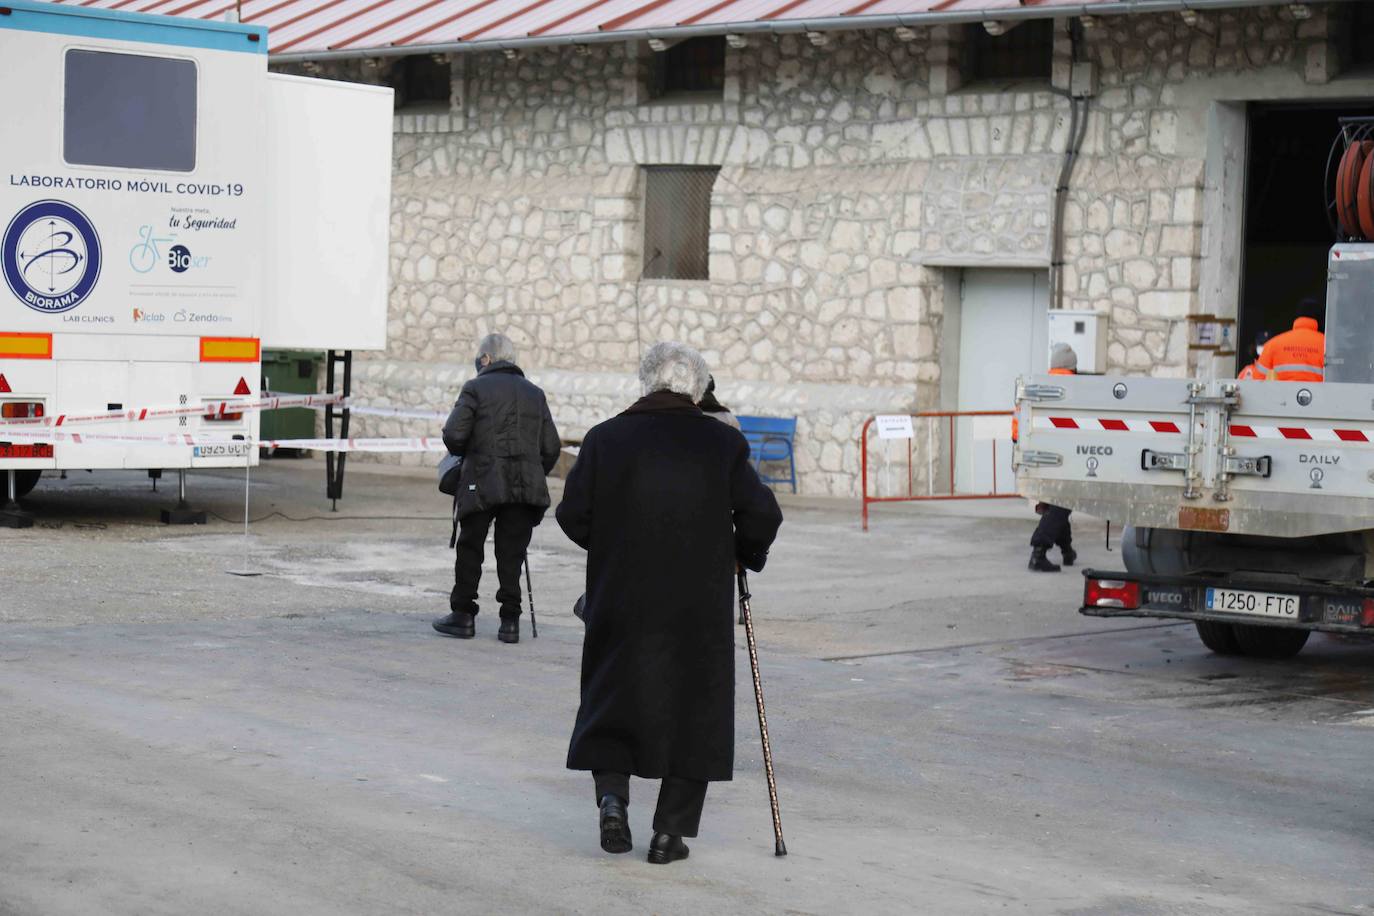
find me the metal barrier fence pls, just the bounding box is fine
[860,410,1018,531]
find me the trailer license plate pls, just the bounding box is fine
[1205,588,1298,619]
[193,443,250,458]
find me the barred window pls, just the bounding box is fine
[642,166,719,281]
[391,55,451,111]
[650,37,726,99]
[964,20,1053,83]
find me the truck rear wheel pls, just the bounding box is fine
[1231,624,1310,659]
[1194,620,1242,655]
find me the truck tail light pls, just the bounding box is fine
[1085,578,1141,610]
[1,401,44,419]
[203,400,245,422]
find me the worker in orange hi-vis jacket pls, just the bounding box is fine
[1237,329,1271,381]
[1258,298,1325,382]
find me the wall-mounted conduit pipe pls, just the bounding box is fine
[1048,20,1091,313]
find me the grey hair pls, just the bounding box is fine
[639,341,710,402]
[476,332,517,364]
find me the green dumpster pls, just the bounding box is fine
[260,350,323,453]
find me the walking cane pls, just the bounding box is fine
[524,557,538,639]
[737,568,787,857]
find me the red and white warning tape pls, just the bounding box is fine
[0,392,449,430]
[0,393,345,429]
[261,393,448,423]
[0,427,445,453]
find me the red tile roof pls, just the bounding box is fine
[41,0,1296,59]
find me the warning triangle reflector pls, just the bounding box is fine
[0,374,9,393]
[233,377,252,396]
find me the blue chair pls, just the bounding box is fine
[737,415,797,493]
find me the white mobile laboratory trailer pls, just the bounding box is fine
[0,1,392,521]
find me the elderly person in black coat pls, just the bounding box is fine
[556,341,783,865]
[432,333,560,644]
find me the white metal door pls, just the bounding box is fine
[956,269,1048,494]
[261,74,393,353]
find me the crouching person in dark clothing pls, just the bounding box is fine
[432,333,560,644]
[556,341,783,865]
[1029,503,1075,572]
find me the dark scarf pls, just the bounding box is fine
[698,388,728,415]
[698,375,729,414]
[623,390,703,416]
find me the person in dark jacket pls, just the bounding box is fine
[432,333,561,644]
[556,342,783,865]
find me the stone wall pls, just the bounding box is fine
[277,4,1370,496]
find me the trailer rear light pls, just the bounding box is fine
[1085,578,1141,610]
[203,404,245,422]
[0,401,44,419]
[1362,599,1374,628]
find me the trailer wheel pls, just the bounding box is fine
[1194,620,1242,655]
[1231,624,1310,659]
[8,470,40,500]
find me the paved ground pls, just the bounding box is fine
[2,462,1372,915]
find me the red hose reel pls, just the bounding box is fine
[1328,119,1374,241]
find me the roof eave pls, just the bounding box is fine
[269,0,1347,63]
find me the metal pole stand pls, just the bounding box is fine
[324,349,353,511]
[160,469,207,525]
[0,470,34,529]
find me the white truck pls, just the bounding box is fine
[1015,228,1374,658]
[0,0,392,525]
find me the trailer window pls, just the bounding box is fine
[64,50,196,172]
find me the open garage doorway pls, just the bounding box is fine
[1239,102,1374,363]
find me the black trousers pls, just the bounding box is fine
[451,504,540,620]
[593,771,709,838]
[1031,504,1073,551]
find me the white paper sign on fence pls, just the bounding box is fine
[875,415,915,440]
[971,414,1012,440]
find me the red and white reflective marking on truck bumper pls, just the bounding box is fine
[1032,417,1183,434]
[1032,416,1374,443]
[1230,425,1372,442]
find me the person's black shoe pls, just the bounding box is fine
[498,618,519,644]
[1028,548,1061,573]
[647,832,689,865]
[1060,545,1077,567]
[432,611,475,638]
[599,794,632,854]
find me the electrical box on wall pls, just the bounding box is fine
[1048,310,1108,374]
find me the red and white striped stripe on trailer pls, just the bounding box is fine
[1033,416,1374,442]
